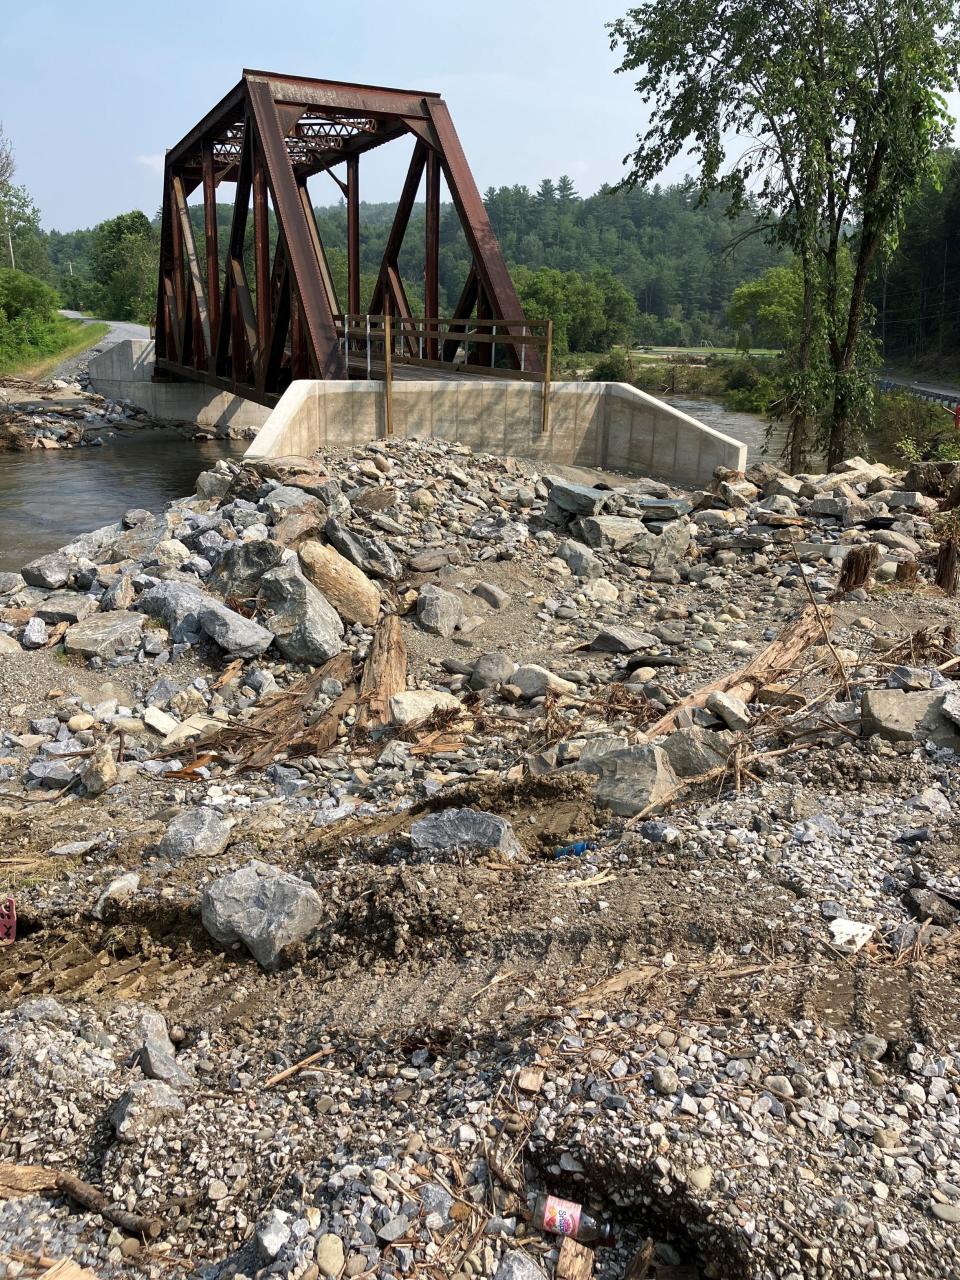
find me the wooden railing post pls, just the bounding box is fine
[541,319,553,435]
[384,300,394,437]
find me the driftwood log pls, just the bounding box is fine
[0,1163,162,1238]
[357,614,407,729]
[644,603,830,738]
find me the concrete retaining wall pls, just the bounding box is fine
[88,340,271,432]
[87,341,746,485]
[246,378,746,487]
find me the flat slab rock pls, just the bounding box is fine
[410,807,521,858]
[64,610,145,658]
[580,743,678,816]
[158,807,233,861]
[201,860,324,969]
[861,688,960,750]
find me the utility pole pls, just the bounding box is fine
[6,227,14,271]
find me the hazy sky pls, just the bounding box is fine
[3,0,668,231]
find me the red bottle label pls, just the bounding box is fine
[541,1195,582,1238]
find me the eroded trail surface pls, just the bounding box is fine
[1,438,960,1280]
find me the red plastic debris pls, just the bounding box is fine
[0,897,15,944]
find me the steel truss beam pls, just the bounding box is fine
[154,69,539,405]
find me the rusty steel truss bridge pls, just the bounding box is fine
[153,70,547,408]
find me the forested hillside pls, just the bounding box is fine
[868,150,960,370]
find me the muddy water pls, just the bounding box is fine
[666,396,786,463]
[0,432,248,572]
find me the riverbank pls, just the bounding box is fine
[0,438,958,1279]
[0,314,109,380]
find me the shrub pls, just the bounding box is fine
[588,347,637,382]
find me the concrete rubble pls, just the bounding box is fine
[0,438,959,1279]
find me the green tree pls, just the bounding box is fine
[0,184,50,280]
[728,264,805,350]
[88,211,158,321]
[610,0,960,468]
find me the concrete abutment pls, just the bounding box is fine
[89,340,746,487]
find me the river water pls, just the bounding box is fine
[0,433,248,573]
[665,396,783,463]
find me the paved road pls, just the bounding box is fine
[880,370,960,400]
[54,312,150,382]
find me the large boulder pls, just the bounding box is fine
[556,539,602,578]
[410,808,521,858]
[861,688,960,750]
[576,516,647,551]
[417,584,463,638]
[21,552,73,589]
[208,539,285,601]
[198,600,274,657]
[325,518,402,581]
[201,860,324,969]
[64,611,145,658]
[258,562,343,664]
[158,807,233,860]
[580,743,678,816]
[661,727,733,778]
[35,592,98,625]
[545,477,611,516]
[299,539,381,627]
[137,581,205,642]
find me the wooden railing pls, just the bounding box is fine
[333,313,554,436]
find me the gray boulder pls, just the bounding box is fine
[410,807,521,858]
[590,625,658,654]
[194,467,232,500]
[137,581,205,642]
[581,743,678,816]
[208,539,284,601]
[35,592,99,625]
[158,807,233,860]
[112,1079,185,1142]
[661,727,733,778]
[577,515,647,551]
[21,552,73,589]
[626,520,692,574]
[861,688,960,750]
[198,599,274,657]
[545,477,611,516]
[259,562,343,664]
[64,611,145,658]
[201,860,324,968]
[557,539,601,578]
[138,1009,194,1088]
[325,518,402,581]
[417,584,464,638]
[470,652,517,690]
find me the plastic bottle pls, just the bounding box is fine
[532,1194,616,1247]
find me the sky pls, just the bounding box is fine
[2,0,668,231]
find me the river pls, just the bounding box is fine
[0,432,248,573]
[665,396,785,462]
